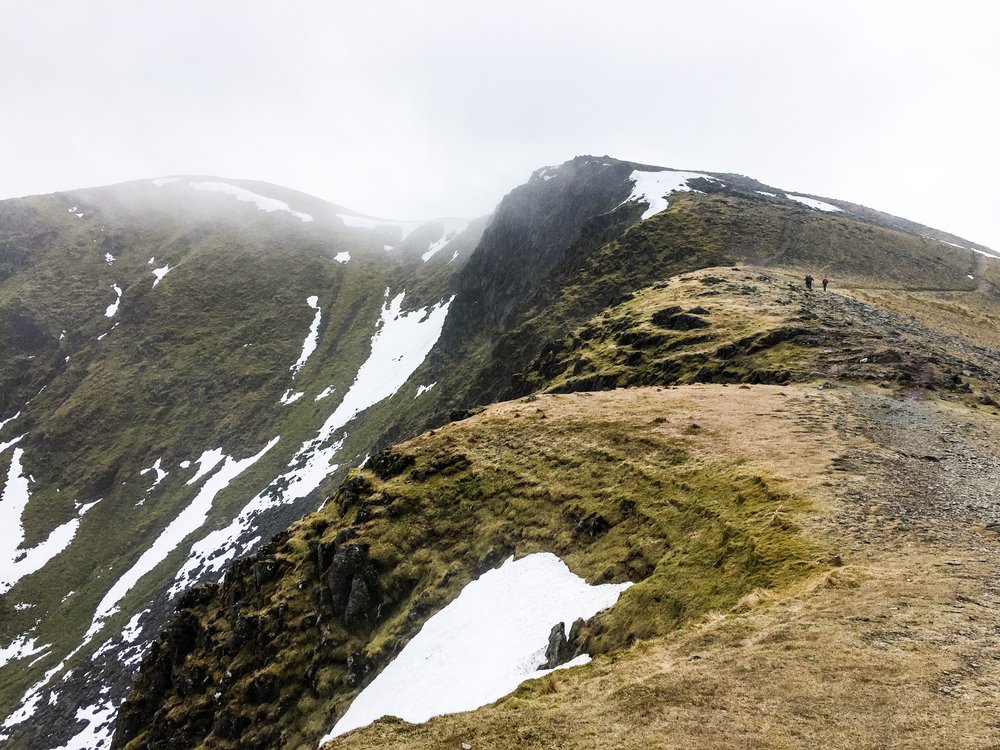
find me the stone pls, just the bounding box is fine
[541,622,569,669]
[344,577,372,626]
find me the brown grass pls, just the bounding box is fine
[326,386,1000,749]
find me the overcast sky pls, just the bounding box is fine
[2,1,997,248]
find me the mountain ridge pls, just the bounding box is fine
[1,156,998,749]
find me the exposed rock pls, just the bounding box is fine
[246,672,280,704]
[541,623,569,669]
[368,450,416,480]
[575,512,612,538]
[651,309,711,330]
[346,650,367,688]
[345,576,373,626]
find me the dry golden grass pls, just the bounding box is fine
[327,385,1000,750]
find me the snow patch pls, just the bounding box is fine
[0,411,21,434]
[334,251,350,264]
[1,692,41,736]
[76,500,100,516]
[151,178,178,187]
[289,296,322,376]
[103,253,114,265]
[1,431,26,457]
[1,447,82,595]
[786,194,843,212]
[620,169,717,220]
[121,610,146,644]
[50,697,116,750]
[537,166,559,181]
[935,239,1000,259]
[186,449,225,486]
[280,389,305,405]
[151,265,171,287]
[415,383,436,398]
[0,635,47,669]
[104,284,122,318]
[421,220,469,262]
[189,181,313,222]
[756,191,777,197]
[322,553,631,741]
[139,459,168,491]
[314,386,336,402]
[96,322,119,341]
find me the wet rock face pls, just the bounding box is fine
[446,156,639,336]
[543,623,568,668]
[327,544,377,621]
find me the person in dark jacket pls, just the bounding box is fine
[805,274,814,290]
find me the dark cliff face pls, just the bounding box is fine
[443,155,641,335]
[422,156,648,409]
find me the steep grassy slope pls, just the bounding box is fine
[0,178,485,749]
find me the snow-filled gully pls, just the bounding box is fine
[173,289,453,592]
[289,295,322,377]
[86,438,279,636]
[3,288,455,746]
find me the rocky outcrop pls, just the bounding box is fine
[111,492,405,750]
[540,617,587,669]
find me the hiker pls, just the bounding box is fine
[805,274,813,291]
[822,275,829,291]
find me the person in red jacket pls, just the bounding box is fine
[822,276,829,291]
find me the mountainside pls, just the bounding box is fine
[0,177,485,748]
[2,157,998,750]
